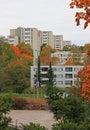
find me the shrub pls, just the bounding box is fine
[52,122,85,130]
[13,97,27,109]
[13,97,48,110]
[25,98,48,110]
[22,122,48,130]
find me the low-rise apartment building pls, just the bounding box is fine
[31,65,84,88]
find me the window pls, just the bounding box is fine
[58,81,63,85]
[58,68,63,71]
[41,74,48,78]
[74,68,79,72]
[65,67,72,72]
[34,68,37,71]
[52,68,57,71]
[65,74,73,78]
[65,80,72,85]
[58,74,63,78]
[42,67,48,71]
[54,75,57,78]
[74,74,77,78]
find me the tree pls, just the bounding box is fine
[6,60,30,93]
[70,0,90,29]
[40,55,51,65]
[47,62,55,87]
[0,95,13,130]
[78,63,90,99]
[17,43,33,57]
[46,62,56,105]
[0,43,17,67]
[49,95,88,123]
[40,45,53,57]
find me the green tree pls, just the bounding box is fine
[5,60,30,93]
[48,92,89,124]
[0,43,16,67]
[47,62,55,87]
[46,62,56,105]
[0,95,13,130]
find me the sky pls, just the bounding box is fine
[0,0,90,46]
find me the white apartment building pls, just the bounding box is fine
[54,35,64,50]
[51,51,72,65]
[64,40,72,46]
[31,65,84,88]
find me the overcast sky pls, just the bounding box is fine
[0,0,90,46]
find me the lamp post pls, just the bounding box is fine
[34,50,40,98]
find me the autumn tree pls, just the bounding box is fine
[40,45,59,65]
[78,63,90,99]
[40,45,53,57]
[70,0,90,29]
[17,43,33,65]
[17,43,33,56]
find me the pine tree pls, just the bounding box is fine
[47,62,55,87]
[46,62,56,104]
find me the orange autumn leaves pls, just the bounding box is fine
[11,45,33,65]
[40,55,59,65]
[70,0,90,29]
[78,63,90,99]
[12,46,21,57]
[40,45,59,65]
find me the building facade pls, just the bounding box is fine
[8,27,65,51]
[31,65,83,88]
[54,35,64,50]
[51,51,72,65]
[41,31,54,48]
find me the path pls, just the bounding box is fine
[8,110,56,130]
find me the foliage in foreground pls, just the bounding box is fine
[46,85,90,129]
[52,121,90,130]
[0,95,13,130]
[22,123,48,130]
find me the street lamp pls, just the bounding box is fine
[34,50,40,98]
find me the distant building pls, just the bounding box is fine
[54,35,64,50]
[51,51,71,65]
[41,31,54,48]
[7,35,18,45]
[64,40,72,46]
[8,27,66,51]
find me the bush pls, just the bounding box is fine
[13,97,48,110]
[25,98,48,110]
[22,122,48,130]
[52,122,85,130]
[13,97,27,109]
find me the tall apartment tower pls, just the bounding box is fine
[41,31,54,48]
[10,27,24,43]
[23,28,42,51]
[54,35,64,50]
[9,27,42,52]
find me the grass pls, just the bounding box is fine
[0,92,45,98]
